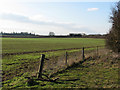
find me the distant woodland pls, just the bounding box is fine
[0,32,106,38]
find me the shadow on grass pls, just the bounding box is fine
[25,56,94,85]
[49,57,93,78]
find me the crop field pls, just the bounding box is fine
[2,38,105,54]
[1,38,118,88]
[2,38,105,79]
[2,38,105,86]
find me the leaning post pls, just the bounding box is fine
[82,47,85,61]
[97,46,98,57]
[65,52,68,65]
[38,54,45,79]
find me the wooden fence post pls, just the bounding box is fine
[65,52,68,65]
[97,46,98,56]
[38,54,45,79]
[82,47,85,61]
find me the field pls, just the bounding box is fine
[1,38,119,88]
[2,38,105,54]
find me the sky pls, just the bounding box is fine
[0,0,119,35]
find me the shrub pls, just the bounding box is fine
[106,1,120,53]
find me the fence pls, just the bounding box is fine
[2,45,105,81]
[37,45,104,79]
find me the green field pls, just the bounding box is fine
[2,38,105,54]
[2,38,105,81]
[3,38,118,89]
[2,48,119,88]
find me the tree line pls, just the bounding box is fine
[0,32,35,36]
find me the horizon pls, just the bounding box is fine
[0,0,118,35]
[0,31,106,36]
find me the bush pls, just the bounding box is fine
[106,1,120,53]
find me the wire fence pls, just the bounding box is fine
[37,45,105,79]
[2,45,105,81]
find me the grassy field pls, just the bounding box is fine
[2,38,118,88]
[2,38,105,82]
[2,48,119,88]
[2,38,105,54]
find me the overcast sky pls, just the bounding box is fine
[0,0,119,35]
